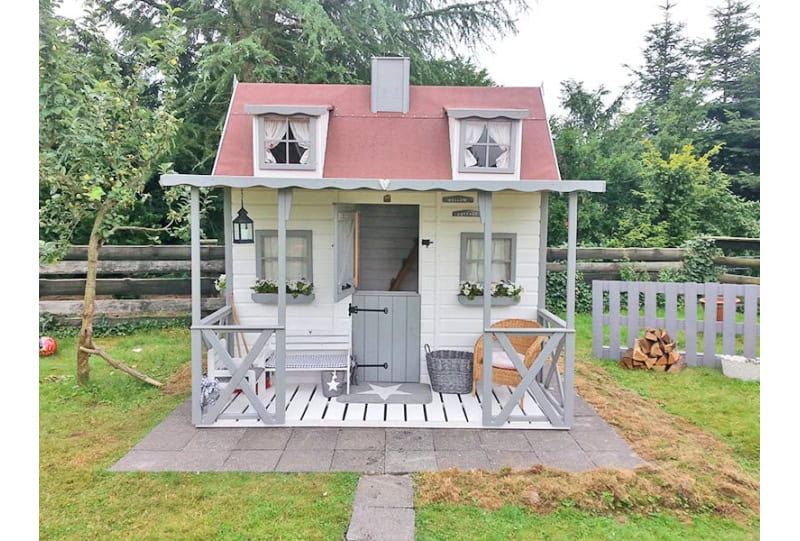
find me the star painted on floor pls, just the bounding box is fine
[358,383,411,401]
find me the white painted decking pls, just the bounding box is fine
[206,382,558,429]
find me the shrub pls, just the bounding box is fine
[545,270,593,314]
[683,237,722,283]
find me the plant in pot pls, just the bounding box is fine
[214,274,226,297]
[251,278,315,304]
[458,280,523,306]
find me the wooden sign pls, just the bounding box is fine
[452,209,480,217]
[442,195,474,204]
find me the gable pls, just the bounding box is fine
[213,83,560,180]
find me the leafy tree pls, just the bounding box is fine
[97,0,527,174]
[696,0,760,200]
[39,0,190,385]
[627,0,692,106]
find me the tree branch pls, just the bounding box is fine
[79,345,164,387]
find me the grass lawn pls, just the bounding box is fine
[414,313,760,540]
[39,329,357,541]
[40,320,759,540]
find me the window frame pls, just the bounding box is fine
[459,232,517,283]
[257,115,317,171]
[255,229,314,283]
[458,118,517,174]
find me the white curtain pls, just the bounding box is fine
[492,238,511,281]
[263,118,287,163]
[336,207,356,299]
[464,238,483,281]
[462,121,485,167]
[488,122,511,169]
[289,119,311,164]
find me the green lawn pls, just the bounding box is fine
[40,322,759,540]
[39,329,357,540]
[414,313,760,540]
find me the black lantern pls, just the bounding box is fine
[232,190,254,244]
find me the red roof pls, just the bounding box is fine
[214,83,560,180]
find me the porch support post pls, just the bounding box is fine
[478,191,493,426]
[223,187,234,356]
[537,192,549,312]
[564,192,578,425]
[274,188,292,423]
[190,187,202,425]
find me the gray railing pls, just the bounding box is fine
[479,309,575,427]
[592,281,760,368]
[191,305,286,425]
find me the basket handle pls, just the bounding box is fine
[424,344,432,355]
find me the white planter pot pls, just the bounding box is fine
[718,354,760,382]
[457,295,520,306]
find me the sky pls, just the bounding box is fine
[56,0,756,115]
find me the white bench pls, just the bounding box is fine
[264,332,352,394]
[207,338,270,395]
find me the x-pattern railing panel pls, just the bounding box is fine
[201,328,275,425]
[484,327,573,427]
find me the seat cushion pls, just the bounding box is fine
[491,350,521,370]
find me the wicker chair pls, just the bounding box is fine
[472,319,545,396]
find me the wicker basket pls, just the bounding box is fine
[425,344,474,394]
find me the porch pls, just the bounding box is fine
[160,175,605,430]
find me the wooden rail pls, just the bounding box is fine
[39,244,225,324]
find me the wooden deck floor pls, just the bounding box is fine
[207,383,557,429]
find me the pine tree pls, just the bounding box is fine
[629,1,692,105]
[697,0,760,200]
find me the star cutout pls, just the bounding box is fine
[359,383,411,401]
[326,372,340,392]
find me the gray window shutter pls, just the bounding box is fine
[335,205,356,301]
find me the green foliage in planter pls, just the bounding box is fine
[545,270,593,314]
[253,278,314,298]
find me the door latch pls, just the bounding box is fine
[348,304,389,316]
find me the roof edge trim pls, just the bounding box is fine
[446,108,529,120]
[160,174,605,193]
[244,105,333,116]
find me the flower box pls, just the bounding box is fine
[457,295,519,306]
[251,293,315,304]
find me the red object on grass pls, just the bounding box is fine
[39,336,58,357]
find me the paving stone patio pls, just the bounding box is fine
[110,396,646,473]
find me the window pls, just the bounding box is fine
[259,116,315,170]
[460,120,514,172]
[460,233,516,282]
[255,230,313,282]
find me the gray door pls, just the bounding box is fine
[351,291,421,383]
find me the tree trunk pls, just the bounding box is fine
[76,205,110,385]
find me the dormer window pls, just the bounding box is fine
[446,108,528,178]
[244,105,331,173]
[262,116,313,167]
[462,120,513,171]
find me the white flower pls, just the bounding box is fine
[214,274,226,292]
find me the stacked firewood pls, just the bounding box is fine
[620,328,686,372]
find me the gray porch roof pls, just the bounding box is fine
[159,174,605,193]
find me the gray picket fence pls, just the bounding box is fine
[591,281,760,368]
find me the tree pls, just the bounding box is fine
[696,0,760,200]
[627,0,692,106]
[39,0,189,385]
[97,0,527,173]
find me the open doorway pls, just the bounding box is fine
[355,204,419,292]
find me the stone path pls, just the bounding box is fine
[346,475,415,541]
[110,396,646,473]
